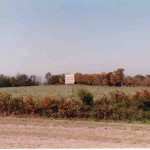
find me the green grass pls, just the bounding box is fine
[0,85,150,101]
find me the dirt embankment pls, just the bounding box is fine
[0,117,149,148]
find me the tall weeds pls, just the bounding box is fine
[0,90,149,121]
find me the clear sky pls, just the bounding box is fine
[0,0,150,77]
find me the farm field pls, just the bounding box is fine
[0,85,150,100]
[0,117,149,148]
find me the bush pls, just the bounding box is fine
[131,90,150,111]
[0,92,12,115]
[0,90,150,121]
[93,92,129,120]
[77,88,93,105]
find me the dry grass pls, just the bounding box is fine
[0,117,150,148]
[0,85,150,100]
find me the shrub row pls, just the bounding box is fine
[0,90,150,121]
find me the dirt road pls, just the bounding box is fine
[0,117,149,148]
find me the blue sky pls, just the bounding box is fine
[0,0,150,77]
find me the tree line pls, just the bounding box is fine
[0,68,150,87]
[0,74,41,87]
[44,68,150,87]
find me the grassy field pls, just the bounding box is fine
[0,117,149,148]
[0,85,150,100]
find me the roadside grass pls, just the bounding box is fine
[0,85,150,122]
[0,116,150,126]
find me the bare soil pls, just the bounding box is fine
[0,117,149,148]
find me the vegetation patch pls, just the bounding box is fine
[0,90,150,121]
[77,88,93,105]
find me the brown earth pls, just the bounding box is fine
[0,117,149,148]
